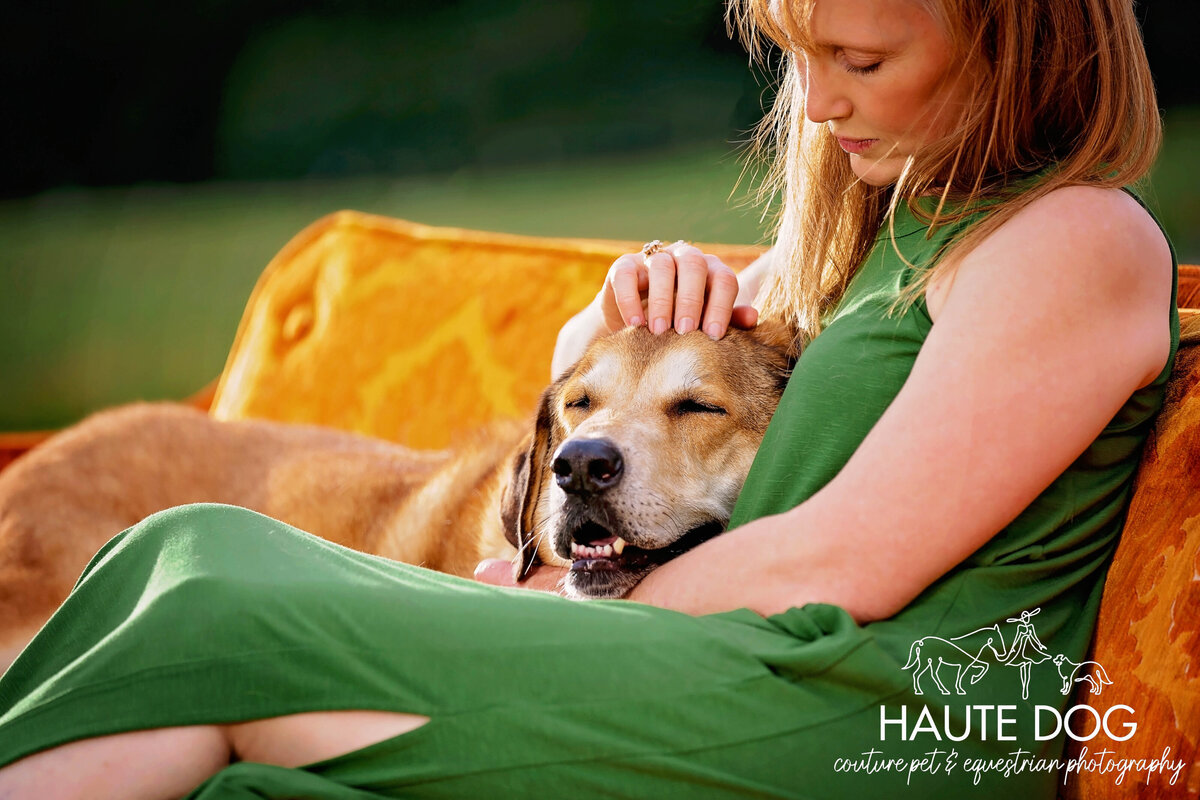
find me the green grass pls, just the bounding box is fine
[3,115,1197,431]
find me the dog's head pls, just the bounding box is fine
[500,322,794,599]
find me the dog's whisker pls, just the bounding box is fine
[516,523,557,579]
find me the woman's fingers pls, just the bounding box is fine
[473,558,515,586]
[699,255,742,339]
[472,559,570,595]
[645,251,677,335]
[515,564,571,593]
[729,304,760,330]
[671,245,710,335]
[599,245,753,338]
[600,255,647,331]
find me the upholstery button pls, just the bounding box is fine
[281,304,314,343]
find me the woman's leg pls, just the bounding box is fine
[225,710,429,768]
[0,711,431,800]
[0,726,229,800]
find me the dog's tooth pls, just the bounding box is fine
[599,545,612,557]
[613,538,626,555]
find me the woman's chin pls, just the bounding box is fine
[848,154,904,187]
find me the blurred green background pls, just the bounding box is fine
[2,0,1195,430]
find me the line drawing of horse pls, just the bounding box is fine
[1053,654,1113,696]
[901,624,1007,696]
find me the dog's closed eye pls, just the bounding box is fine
[673,399,727,416]
[565,395,590,410]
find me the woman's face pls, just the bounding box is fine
[793,0,967,185]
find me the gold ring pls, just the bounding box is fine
[641,239,690,260]
[641,240,666,259]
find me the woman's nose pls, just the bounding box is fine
[801,60,851,124]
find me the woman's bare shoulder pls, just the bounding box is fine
[983,185,1168,284]
[1015,184,1168,262]
[930,185,1172,322]
[931,183,1174,388]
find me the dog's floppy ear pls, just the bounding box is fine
[746,317,801,362]
[745,318,799,397]
[499,379,562,580]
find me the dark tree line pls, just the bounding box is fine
[2,0,1190,198]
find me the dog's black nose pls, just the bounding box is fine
[552,439,623,495]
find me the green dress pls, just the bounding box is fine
[0,192,1179,798]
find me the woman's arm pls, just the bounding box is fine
[625,187,1173,620]
[550,245,774,379]
[733,245,775,308]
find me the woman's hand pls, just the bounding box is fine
[473,558,571,595]
[551,244,772,378]
[600,241,758,338]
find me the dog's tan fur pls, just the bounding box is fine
[0,324,793,668]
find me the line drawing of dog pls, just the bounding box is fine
[901,625,1007,696]
[1053,654,1113,696]
[0,323,793,668]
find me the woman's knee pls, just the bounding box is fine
[134,502,273,544]
[80,503,294,595]
[110,503,281,563]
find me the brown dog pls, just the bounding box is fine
[0,324,792,668]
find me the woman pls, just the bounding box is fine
[999,609,1052,701]
[0,0,1177,797]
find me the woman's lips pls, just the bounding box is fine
[836,136,878,155]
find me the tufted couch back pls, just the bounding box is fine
[208,212,763,447]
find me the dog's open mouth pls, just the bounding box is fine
[568,520,725,573]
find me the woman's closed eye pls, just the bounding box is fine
[844,61,882,75]
[842,55,883,75]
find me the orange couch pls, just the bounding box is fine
[2,212,1197,794]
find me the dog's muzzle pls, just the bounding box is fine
[550,436,725,597]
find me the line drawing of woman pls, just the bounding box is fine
[1000,608,1054,700]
